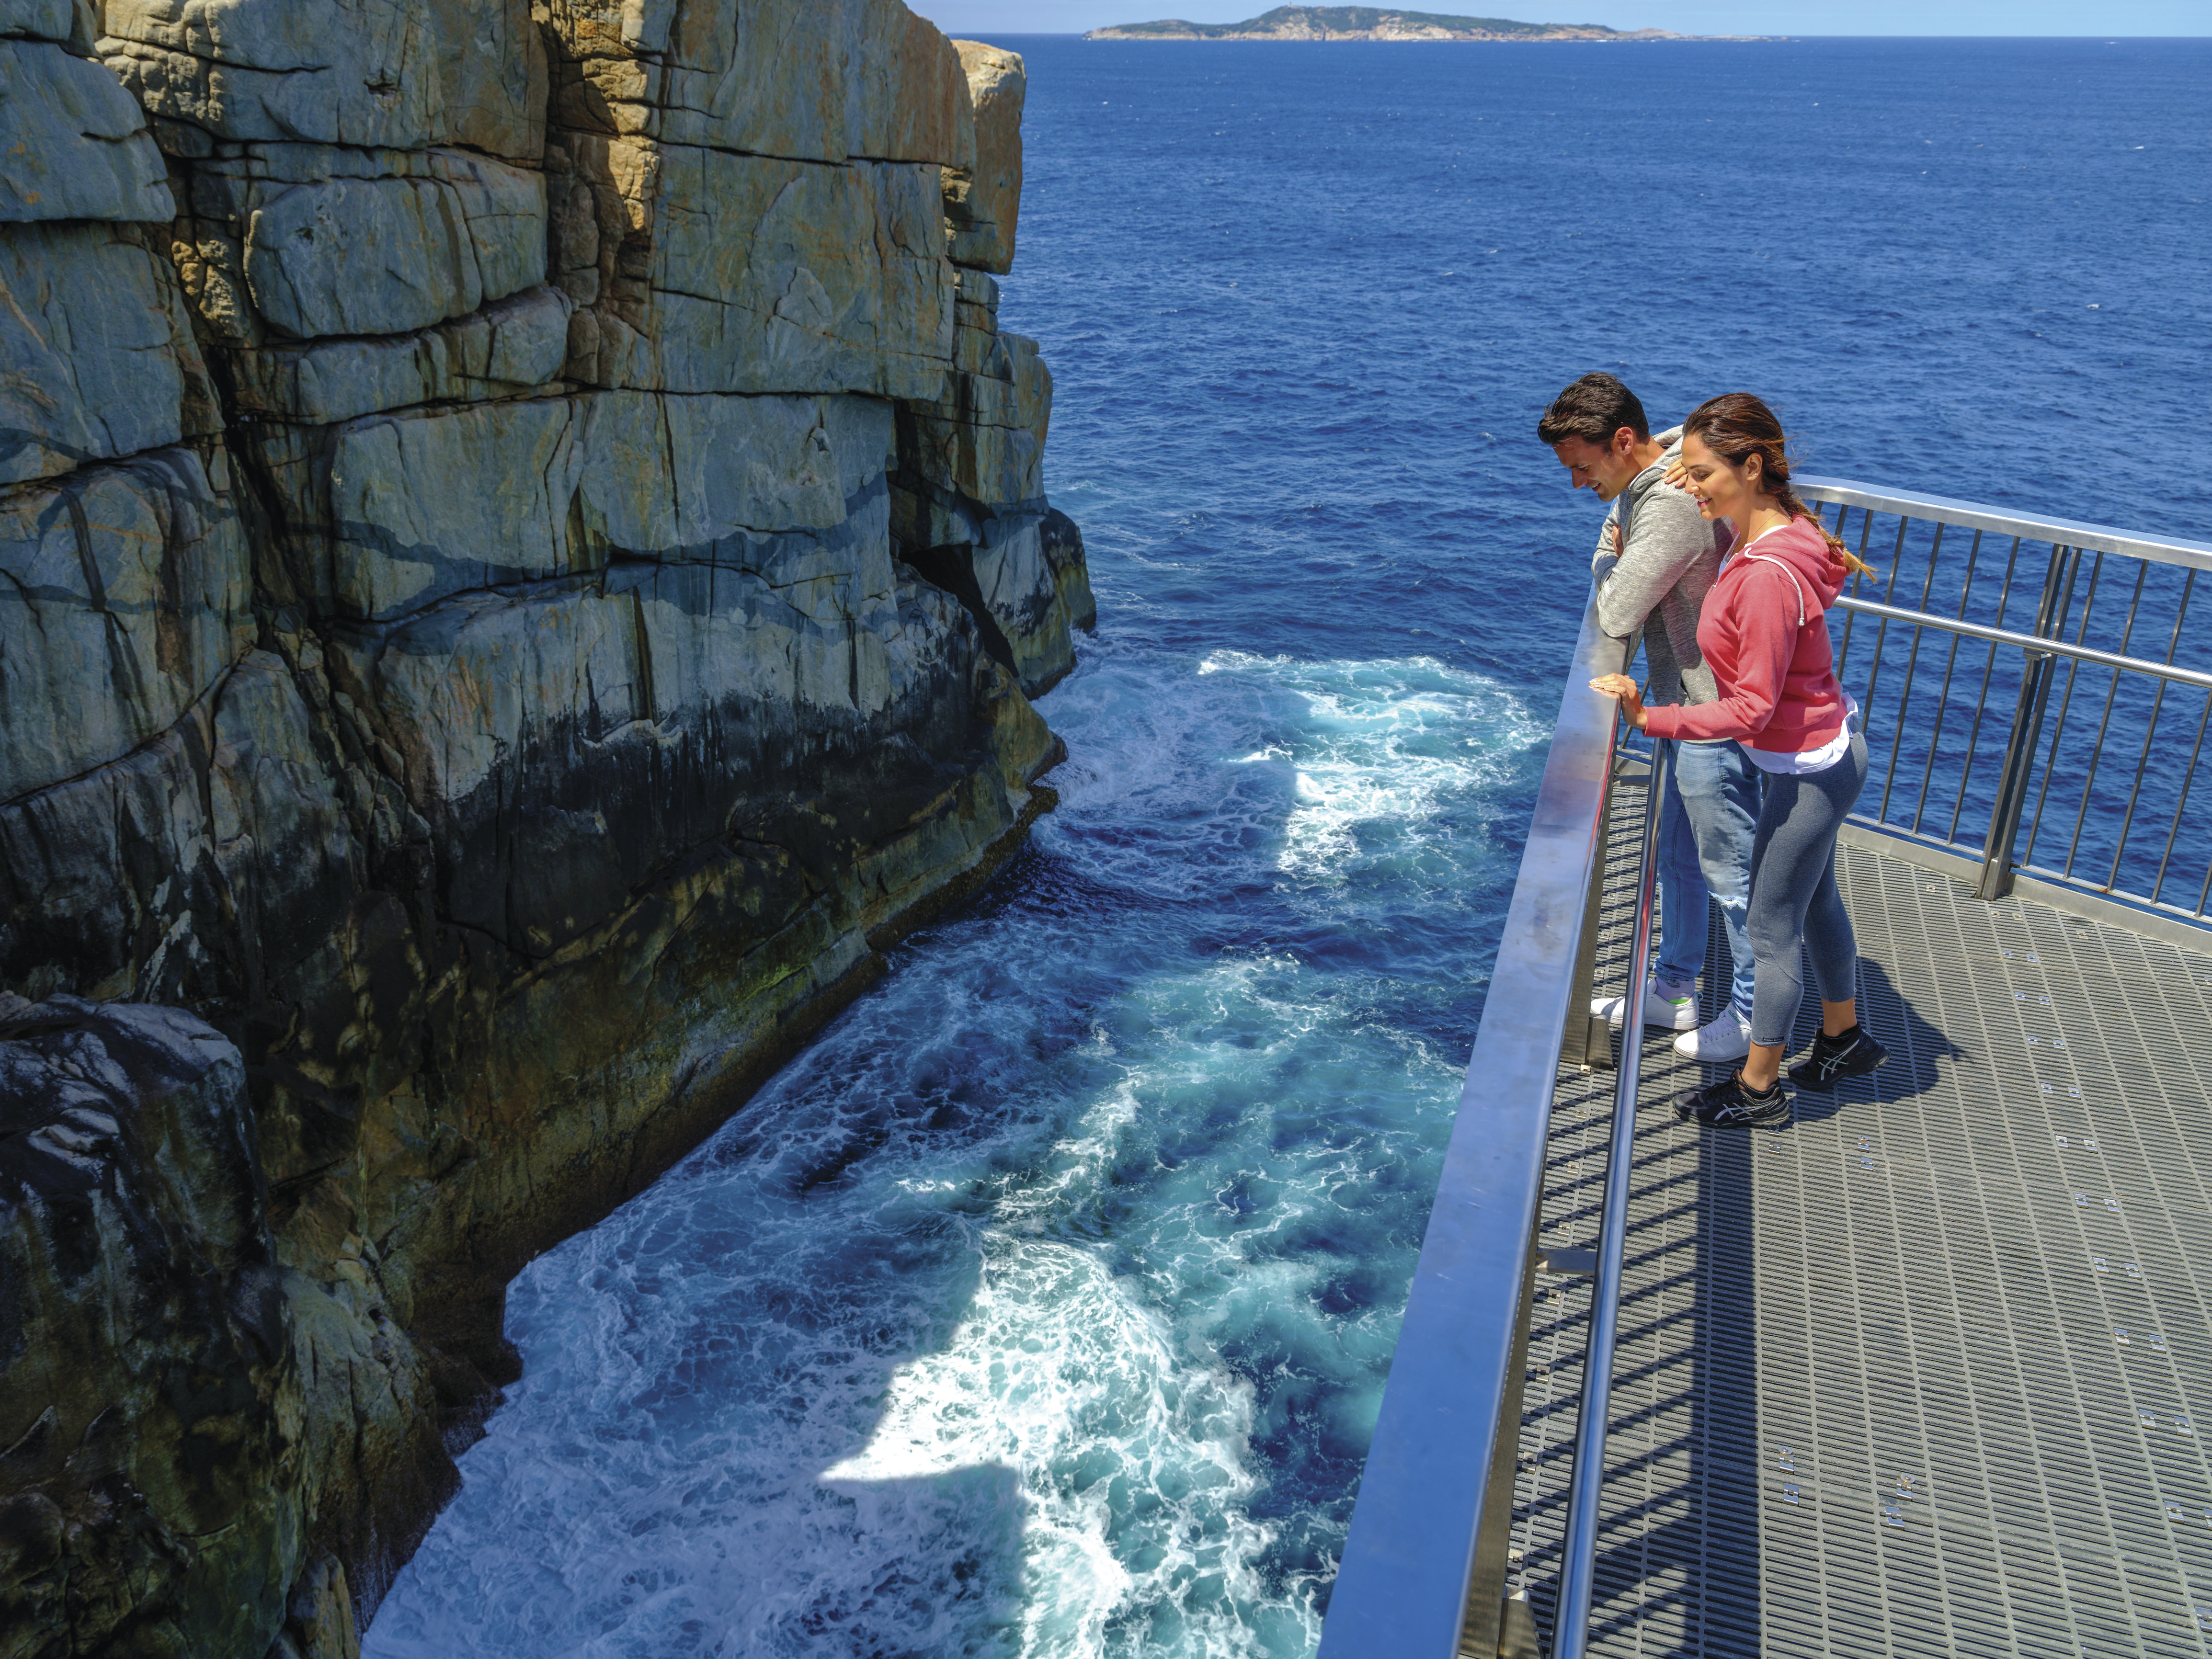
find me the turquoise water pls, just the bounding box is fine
[367,37,2212,1658]
[367,644,1544,1658]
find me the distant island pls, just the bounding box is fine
[1085,5,1768,39]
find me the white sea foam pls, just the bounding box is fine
[365,640,1531,1659]
[821,1226,1278,1659]
[1201,652,1537,881]
[1042,643,1540,902]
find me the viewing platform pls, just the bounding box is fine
[1518,776,2212,1656]
[1317,481,2212,1658]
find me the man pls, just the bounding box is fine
[1538,372,1759,1061]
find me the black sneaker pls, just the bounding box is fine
[1675,1072,1792,1130]
[1790,1025,1889,1091]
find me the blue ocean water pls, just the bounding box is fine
[365,37,2212,1659]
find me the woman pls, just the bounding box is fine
[1589,393,1888,1128]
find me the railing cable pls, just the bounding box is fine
[1946,535,2025,846]
[1877,519,1945,821]
[2061,557,2145,878]
[2155,686,2212,909]
[2111,568,2198,892]
[1830,596,2212,693]
[1910,527,1984,838]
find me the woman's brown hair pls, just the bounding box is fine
[1682,393,1876,578]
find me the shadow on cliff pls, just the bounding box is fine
[378,638,1555,1648]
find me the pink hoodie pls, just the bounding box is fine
[1641,516,1851,754]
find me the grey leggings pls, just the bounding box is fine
[1746,730,1869,1047]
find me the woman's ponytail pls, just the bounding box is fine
[1775,483,1876,578]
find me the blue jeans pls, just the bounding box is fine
[1653,737,1759,1018]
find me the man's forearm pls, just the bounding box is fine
[1590,503,1621,572]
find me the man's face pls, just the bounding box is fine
[1551,429,1641,502]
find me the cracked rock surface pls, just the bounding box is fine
[0,2,1094,1654]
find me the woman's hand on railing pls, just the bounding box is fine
[1588,673,1649,730]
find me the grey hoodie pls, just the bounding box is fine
[1589,426,1733,708]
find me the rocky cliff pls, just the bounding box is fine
[0,3,1092,1654]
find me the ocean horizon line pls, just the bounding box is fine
[930,29,2212,39]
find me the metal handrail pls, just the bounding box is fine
[1551,744,1668,1659]
[1317,590,1625,1659]
[1798,477,2212,574]
[1797,479,2209,922]
[1832,595,2212,692]
[1325,482,2206,1659]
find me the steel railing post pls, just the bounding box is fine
[1562,741,1623,1070]
[1977,545,2077,899]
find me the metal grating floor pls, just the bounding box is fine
[1511,764,2212,1659]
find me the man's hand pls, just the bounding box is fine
[1611,520,1624,557]
[1588,673,1649,731]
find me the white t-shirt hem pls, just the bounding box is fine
[1745,693,1860,775]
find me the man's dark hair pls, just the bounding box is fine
[1536,373,1650,447]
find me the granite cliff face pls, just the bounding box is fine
[0,3,1092,1653]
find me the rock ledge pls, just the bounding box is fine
[0,4,1092,1653]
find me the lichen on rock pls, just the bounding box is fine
[0,997,308,1658]
[0,3,1088,1653]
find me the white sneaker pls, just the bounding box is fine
[1675,1005,1753,1063]
[1591,976,1699,1033]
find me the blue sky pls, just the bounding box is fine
[913,0,2208,35]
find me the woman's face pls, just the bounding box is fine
[1679,432,1761,524]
